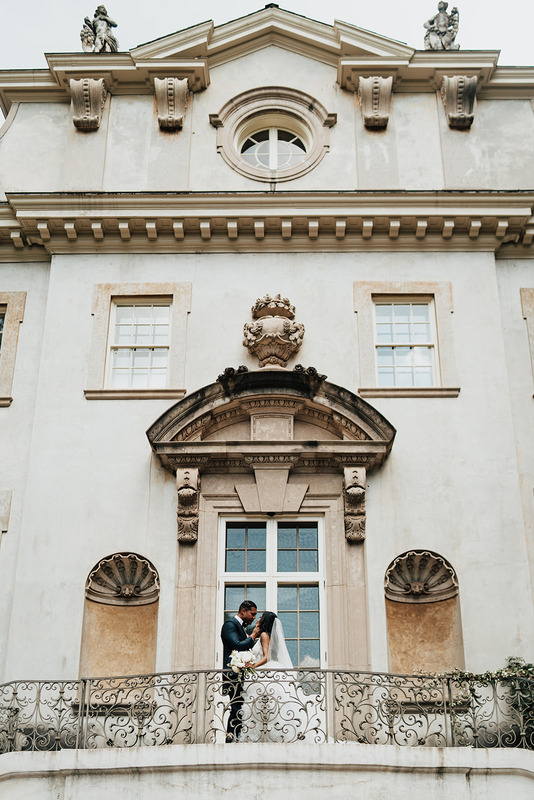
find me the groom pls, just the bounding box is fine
[220,600,259,742]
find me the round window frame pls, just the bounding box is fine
[209,87,337,183]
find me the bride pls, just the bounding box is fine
[239,612,321,742]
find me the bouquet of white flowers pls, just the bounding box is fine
[229,650,255,676]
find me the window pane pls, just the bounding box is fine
[153,306,170,321]
[412,323,431,343]
[286,640,298,667]
[278,550,297,572]
[378,367,395,386]
[278,611,298,638]
[224,584,265,621]
[395,323,411,343]
[132,348,150,368]
[300,640,320,668]
[299,551,318,572]
[299,528,318,548]
[375,305,393,322]
[115,306,133,323]
[278,527,297,548]
[299,585,319,610]
[115,326,133,345]
[148,369,167,389]
[133,306,152,325]
[393,304,410,322]
[412,304,430,322]
[153,325,169,345]
[376,324,393,343]
[397,367,414,387]
[226,527,246,549]
[151,350,168,369]
[226,551,245,572]
[247,550,266,572]
[131,369,148,388]
[300,612,320,638]
[112,349,131,368]
[134,326,151,345]
[413,347,432,366]
[248,528,266,549]
[396,347,413,366]
[278,585,297,610]
[377,347,394,366]
[415,368,434,387]
[110,370,129,389]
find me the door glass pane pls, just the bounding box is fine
[226,522,266,572]
[277,584,320,668]
[224,584,265,623]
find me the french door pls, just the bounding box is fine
[218,517,326,668]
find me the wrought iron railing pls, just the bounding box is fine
[0,670,533,752]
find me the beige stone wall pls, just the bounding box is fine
[386,597,465,674]
[79,600,158,678]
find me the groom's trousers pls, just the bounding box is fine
[223,673,244,741]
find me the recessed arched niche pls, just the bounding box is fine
[384,550,465,674]
[80,552,160,678]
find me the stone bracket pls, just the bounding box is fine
[358,76,393,130]
[154,77,189,131]
[177,468,200,542]
[344,467,366,542]
[70,78,107,131]
[441,75,477,130]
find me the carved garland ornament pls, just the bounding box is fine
[385,550,459,603]
[243,295,305,368]
[344,467,367,542]
[177,468,200,542]
[86,552,160,605]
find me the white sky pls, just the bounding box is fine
[0,0,532,69]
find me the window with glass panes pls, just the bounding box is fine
[0,309,5,353]
[220,519,324,668]
[374,301,436,388]
[107,301,170,389]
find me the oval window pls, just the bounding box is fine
[240,128,307,171]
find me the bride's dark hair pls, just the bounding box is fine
[258,611,277,636]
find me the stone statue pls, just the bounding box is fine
[423,2,460,50]
[80,6,119,53]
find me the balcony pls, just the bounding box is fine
[0,669,533,752]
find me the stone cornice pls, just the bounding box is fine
[1,190,534,259]
[1,8,533,116]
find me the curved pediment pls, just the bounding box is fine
[146,367,395,473]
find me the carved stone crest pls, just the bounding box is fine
[243,294,305,368]
[344,467,366,542]
[177,468,200,542]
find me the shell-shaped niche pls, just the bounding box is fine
[384,550,458,604]
[86,552,160,606]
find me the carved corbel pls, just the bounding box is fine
[176,468,200,542]
[358,76,393,130]
[440,75,477,130]
[70,78,107,130]
[344,467,366,542]
[154,78,189,131]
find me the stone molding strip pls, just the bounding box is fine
[3,191,534,259]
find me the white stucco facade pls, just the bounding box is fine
[0,4,532,795]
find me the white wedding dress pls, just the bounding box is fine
[239,620,324,743]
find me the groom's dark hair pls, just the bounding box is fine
[238,600,257,612]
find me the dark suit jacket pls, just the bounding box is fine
[220,617,254,672]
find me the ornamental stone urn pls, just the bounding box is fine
[243,294,305,368]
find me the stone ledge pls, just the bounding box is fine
[359,387,461,398]
[84,389,186,401]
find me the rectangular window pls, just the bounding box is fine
[219,518,324,667]
[375,301,436,388]
[107,301,170,390]
[0,309,5,352]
